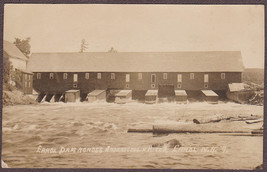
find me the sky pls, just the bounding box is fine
[4,4,264,68]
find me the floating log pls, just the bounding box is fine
[127,128,153,133]
[251,129,263,134]
[229,115,262,121]
[219,133,263,137]
[193,115,235,124]
[245,119,263,124]
[153,124,250,134]
[193,118,222,124]
[238,115,261,120]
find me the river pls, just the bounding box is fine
[2,102,263,169]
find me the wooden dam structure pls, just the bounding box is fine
[27,51,244,104]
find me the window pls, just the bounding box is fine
[111,73,115,80]
[163,73,167,80]
[190,73,194,79]
[126,84,130,88]
[138,73,142,80]
[73,74,78,82]
[73,83,77,88]
[25,81,27,88]
[204,84,208,88]
[204,74,209,83]
[126,74,130,82]
[28,75,31,80]
[85,73,89,79]
[24,74,27,80]
[151,84,155,88]
[63,73,68,79]
[97,73,101,79]
[177,74,182,82]
[151,74,156,83]
[28,82,31,87]
[37,73,41,79]
[50,73,54,79]
[221,73,225,79]
[177,84,182,88]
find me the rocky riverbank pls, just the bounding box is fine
[2,90,37,106]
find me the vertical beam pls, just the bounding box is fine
[60,94,65,102]
[54,94,62,102]
[36,94,45,103]
[45,94,53,102]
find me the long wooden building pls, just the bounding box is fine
[27,51,244,103]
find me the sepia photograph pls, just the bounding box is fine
[1,3,265,170]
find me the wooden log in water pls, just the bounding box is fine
[127,128,153,133]
[219,133,263,137]
[245,119,263,124]
[193,118,222,124]
[238,115,262,120]
[153,124,250,134]
[251,129,263,134]
[193,114,262,124]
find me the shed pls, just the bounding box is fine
[65,90,80,103]
[87,90,106,102]
[226,83,254,104]
[228,83,245,92]
[145,90,158,104]
[114,90,132,104]
[201,90,218,103]
[175,90,188,103]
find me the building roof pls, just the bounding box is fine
[3,40,28,61]
[175,90,187,96]
[28,51,244,72]
[201,90,219,97]
[115,90,132,97]
[145,90,158,96]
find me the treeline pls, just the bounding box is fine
[242,68,264,85]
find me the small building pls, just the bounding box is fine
[87,90,106,102]
[114,90,132,104]
[145,90,158,104]
[3,40,33,94]
[27,51,244,102]
[65,90,80,103]
[175,90,188,103]
[226,83,254,104]
[201,90,219,103]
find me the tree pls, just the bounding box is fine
[3,56,12,85]
[108,47,117,53]
[3,55,22,91]
[80,39,88,53]
[13,37,31,58]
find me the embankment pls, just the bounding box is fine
[2,90,37,106]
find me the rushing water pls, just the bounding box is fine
[2,102,263,169]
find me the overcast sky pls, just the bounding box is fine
[4,4,264,68]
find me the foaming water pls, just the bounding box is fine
[2,102,263,169]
